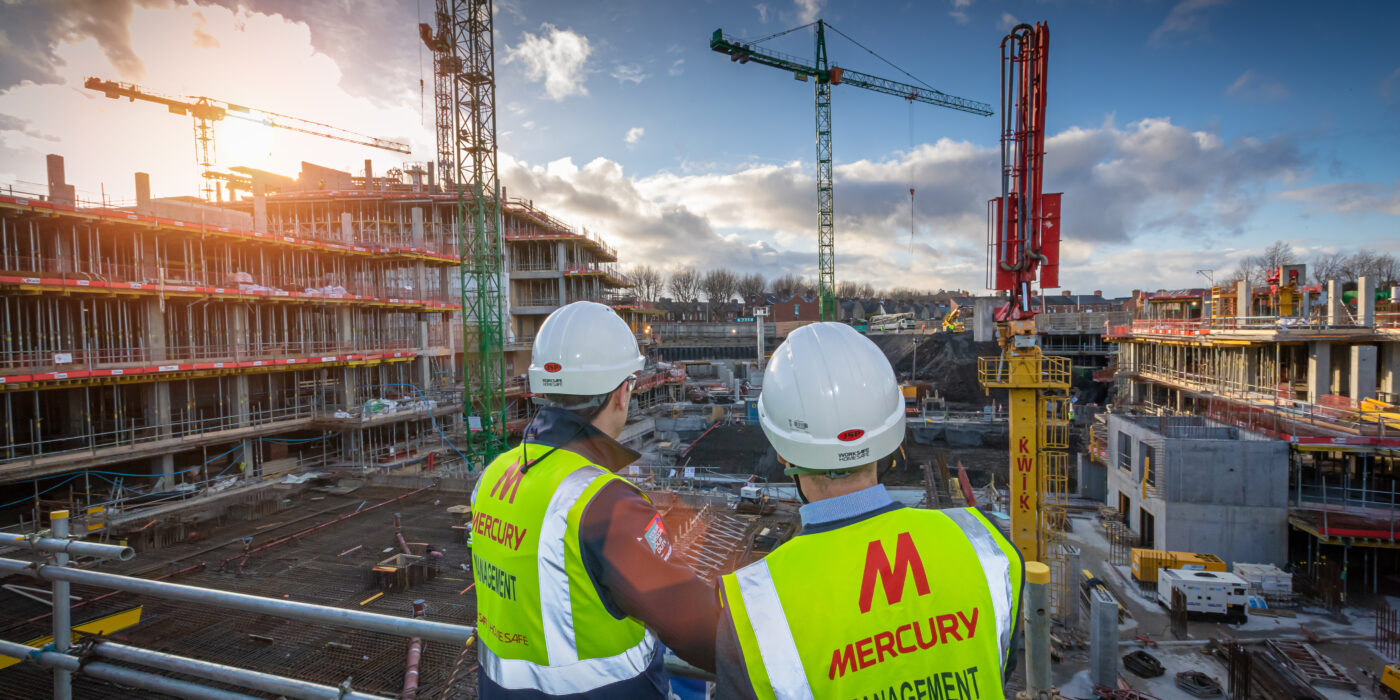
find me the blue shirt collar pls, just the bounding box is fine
[799,484,894,528]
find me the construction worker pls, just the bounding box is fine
[472,301,717,698]
[716,323,1024,699]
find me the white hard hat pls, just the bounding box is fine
[758,322,905,472]
[529,301,644,397]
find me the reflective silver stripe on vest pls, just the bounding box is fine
[945,508,1015,670]
[478,637,658,695]
[480,466,660,694]
[734,560,816,700]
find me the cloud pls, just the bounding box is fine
[949,0,972,24]
[505,23,591,101]
[1382,67,1400,105]
[1279,182,1400,217]
[0,3,428,199]
[625,126,644,145]
[495,117,1305,293]
[191,11,220,49]
[668,59,685,77]
[611,62,648,85]
[756,3,771,23]
[1226,69,1288,100]
[997,13,1019,31]
[1150,0,1227,46]
[794,0,823,24]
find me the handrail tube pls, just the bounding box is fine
[1,535,134,561]
[91,641,388,700]
[0,558,475,645]
[0,638,256,700]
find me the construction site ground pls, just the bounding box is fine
[1061,514,1395,699]
[0,484,481,699]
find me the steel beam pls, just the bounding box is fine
[0,557,475,645]
[91,641,388,700]
[0,638,256,700]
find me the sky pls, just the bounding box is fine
[0,0,1396,296]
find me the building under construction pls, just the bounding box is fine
[1101,273,1400,597]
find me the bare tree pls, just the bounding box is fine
[1222,241,1297,287]
[699,269,739,320]
[736,273,765,306]
[835,280,859,298]
[857,282,876,299]
[770,273,802,297]
[627,265,663,302]
[1311,251,1346,285]
[667,266,701,303]
[1309,250,1399,286]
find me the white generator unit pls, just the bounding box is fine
[1157,569,1249,623]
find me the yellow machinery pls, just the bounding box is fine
[1382,665,1400,700]
[1130,548,1226,583]
[943,307,964,332]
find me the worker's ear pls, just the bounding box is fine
[611,384,629,411]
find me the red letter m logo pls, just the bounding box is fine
[489,460,526,504]
[858,532,930,614]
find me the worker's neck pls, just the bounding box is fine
[799,472,878,503]
[590,403,627,439]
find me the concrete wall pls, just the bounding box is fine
[1105,415,1289,566]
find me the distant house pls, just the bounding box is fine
[769,294,821,324]
[655,299,707,322]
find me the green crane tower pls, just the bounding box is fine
[710,21,992,320]
[423,0,508,469]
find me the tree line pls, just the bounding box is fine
[624,265,967,305]
[1220,241,1399,288]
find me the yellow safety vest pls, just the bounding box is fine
[471,442,657,694]
[721,507,1023,700]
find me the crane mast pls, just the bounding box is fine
[977,21,1073,620]
[423,0,507,468]
[711,22,991,321]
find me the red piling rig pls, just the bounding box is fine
[988,21,1060,322]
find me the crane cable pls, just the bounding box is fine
[908,99,916,260]
[823,23,940,93]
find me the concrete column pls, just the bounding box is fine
[144,300,168,363]
[1089,588,1119,687]
[412,207,428,296]
[340,212,354,243]
[1236,280,1251,321]
[556,241,569,304]
[416,313,432,391]
[973,298,998,342]
[46,154,75,206]
[1308,342,1331,403]
[134,172,151,210]
[364,159,374,191]
[1326,280,1342,326]
[1064,547,1082,629]
[1383,344,1400,399]
[241,439,257,479]
[1243,348,1259,394]
[151,454,174,489]
[1350,345,1378,402]
[1359,276,1376,327]
[55,231,75,273]
[252,180,268,234]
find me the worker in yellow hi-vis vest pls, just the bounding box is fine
[472,301,717,698]
[716,323,1025,699]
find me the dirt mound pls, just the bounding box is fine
[871,333,1003,407]
[684,424,783,481]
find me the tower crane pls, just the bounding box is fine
[975,22,1073,617]
[710,21,991,320]
[420,0,508,468]
[83,77,411,202]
